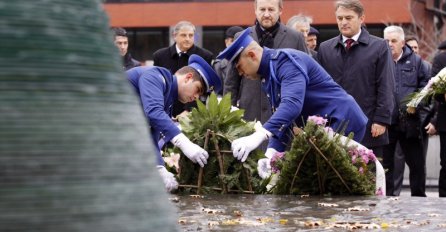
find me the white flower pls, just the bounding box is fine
[406,67,446,113]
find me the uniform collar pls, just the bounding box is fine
[171,75,179,106]
[257,48,273,79]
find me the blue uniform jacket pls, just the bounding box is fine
[126,66,180,165]
[259,48,368,151]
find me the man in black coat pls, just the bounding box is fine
[429,40,446,197]
[112,27,141,70]
[382,26,430,197]
[317,0,394,158]
[153,21,213,117]
[213,26,244,96]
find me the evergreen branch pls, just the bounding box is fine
[212,130,227,193]
[315,141,324,194]
[197,129,211,194]
[308,138,351,193]
[290,146,312,194]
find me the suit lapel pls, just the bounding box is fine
[273,24,287,48]
[250,25,259,42]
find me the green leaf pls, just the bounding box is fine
[218,93,232,119]
[176,92,264,194]
[207,92,219,118]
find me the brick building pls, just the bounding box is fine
[103,0,446,63]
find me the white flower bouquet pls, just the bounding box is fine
[406,67,446,114]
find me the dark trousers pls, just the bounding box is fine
[393,134,429,196]
[383,125,426,197]
[392,143,405,196]
[439,132,446,197]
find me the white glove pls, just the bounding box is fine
[232,122,272,162]
[257,148,277,179]
[171,133,209,167]
[157,165,178,192]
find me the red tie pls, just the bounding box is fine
[345,38,354,51]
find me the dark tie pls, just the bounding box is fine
[345,38,354,51]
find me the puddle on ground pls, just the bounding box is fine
[172,194,446,231]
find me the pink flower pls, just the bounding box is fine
[376,187,384,196]
[351,154,358,164]
[367,150,377,162]
[307,115,328,126]
[359,167,364,174]
[361,153,369,164]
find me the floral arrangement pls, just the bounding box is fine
[176,93,265,194]
[270,115,379,196]
[406,67,446,113]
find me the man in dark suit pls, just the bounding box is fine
[429,40,446,197]
[317,0,394,159]
[382,25,429,197]
[213,26,244,96]
[153,21,213,117]
[307,26,319,51]
[112,27,140,70]
[286,14,318,59]
[224,0,308,128]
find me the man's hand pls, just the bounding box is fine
[171,133,208,167]
[425,122,437,135]
[173,110,189,122]
[157,165,178,192]
[371,123,386,138]
[257,148,277,179]
[232,122,272,162]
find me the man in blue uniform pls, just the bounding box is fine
[126,55,222,191]
[216,28,368,179]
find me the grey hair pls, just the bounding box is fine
[335,0,365,17]
[286,14,313,29]
[172,21,195,35]
[384,25,405,41]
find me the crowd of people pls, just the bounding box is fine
[112,0,446,197]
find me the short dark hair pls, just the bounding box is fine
[405,36,419,43]
[176,66,205,95]
[111,27,127,37]
[225,26,244,39]
[335,0,364,17]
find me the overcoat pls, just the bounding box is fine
[390,45,430,139]
[432,52,446,132]
[317,28,395,147]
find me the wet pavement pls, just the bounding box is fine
[173,193,446,231]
